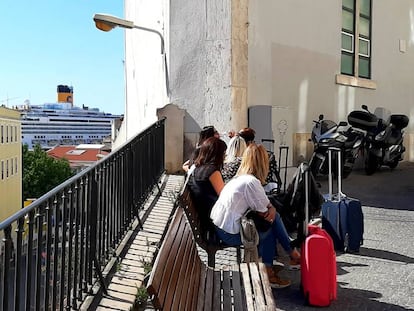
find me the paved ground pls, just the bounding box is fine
[274,161,414,311]
[85,174,184,311]
[90,162,414,310]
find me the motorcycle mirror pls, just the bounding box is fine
[338,121,348,126]
[318,114,324,120]
[362,104,368,110]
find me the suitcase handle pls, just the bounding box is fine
[304,165,309,236]
[328,147,345,200]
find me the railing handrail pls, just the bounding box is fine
[0,118,166,230]
[1,118,166,310]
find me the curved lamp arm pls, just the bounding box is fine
[93,13,169,94]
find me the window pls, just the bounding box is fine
[341,0,372,79]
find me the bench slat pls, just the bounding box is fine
[196,266,207,311]
[222,267,232,311]
[182,243,201,311]
[258,263,277,310]
[240,263,255,310]
[248,263,267,311]
[213,269,222,311]
[147,208,185,308]
[170,232,198,310]
[231,264,247,311]
[158,215,191,307]
[202,267,215,311]
[240,263,277,311]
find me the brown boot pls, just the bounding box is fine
[265,266,291,289]
[289,248,301,270]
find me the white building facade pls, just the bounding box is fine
[121,0,414,165]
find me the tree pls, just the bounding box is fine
[23,144,74,200]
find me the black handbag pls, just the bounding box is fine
[245,210,272,232]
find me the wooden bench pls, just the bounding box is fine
[178,183,241,267]
[146,207,276,310]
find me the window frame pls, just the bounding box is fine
[337,0,376,89]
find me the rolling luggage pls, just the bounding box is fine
[322,147,364,252]
[301,164,337,306]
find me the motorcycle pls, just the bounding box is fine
[347,105,409,175]
[309,114,365,179]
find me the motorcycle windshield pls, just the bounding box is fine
[321,120,337,134]
[374,107,391,125]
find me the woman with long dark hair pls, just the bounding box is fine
[188,136,227,233]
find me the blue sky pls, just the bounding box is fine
[0,1,125,115]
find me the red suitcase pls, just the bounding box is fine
[301,166,337,306]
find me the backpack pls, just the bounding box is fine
[268,163,324,245]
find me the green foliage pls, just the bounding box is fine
[130,286,149,310]
[143,261,152,276]
[22,144,74,200]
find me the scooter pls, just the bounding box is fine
[309,114,365,178]
[347,105,409,175]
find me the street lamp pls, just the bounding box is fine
[93,13,169,94]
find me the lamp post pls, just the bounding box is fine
[93,13,170,94]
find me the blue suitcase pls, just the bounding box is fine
[322,148,364,252]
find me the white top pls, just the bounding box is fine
[210,174,270,234]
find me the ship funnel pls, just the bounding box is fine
[57,85,74,106]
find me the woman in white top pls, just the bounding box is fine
[210,143,299,288]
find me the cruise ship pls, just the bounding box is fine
[17,85,122,150]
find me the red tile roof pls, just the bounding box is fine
[47,145,109,164]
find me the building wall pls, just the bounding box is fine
[124,0,414,165]
[0,107,22,221]
[123,0,169,141]
[248,0,414,163]
[169,0,234,134]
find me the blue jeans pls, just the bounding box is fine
[215,213,292,266]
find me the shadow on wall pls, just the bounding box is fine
[183,111,202,163]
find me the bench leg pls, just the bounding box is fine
[236,247,242,263]
[208,253,215,268]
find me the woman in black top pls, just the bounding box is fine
[188,137,227,233]
[182,125,220,172]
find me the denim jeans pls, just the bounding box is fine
[214,213,292,266]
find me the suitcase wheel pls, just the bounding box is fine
[304,292,310,306]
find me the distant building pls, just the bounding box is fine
[0,106,22,221]
[17,85,122,150]
[47,144,109,172]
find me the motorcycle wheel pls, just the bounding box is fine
[388,159,399,169]
[365,154,378,175]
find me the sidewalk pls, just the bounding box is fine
[91,174,185,311]
[91,162,414,310]
[274,162,414,310]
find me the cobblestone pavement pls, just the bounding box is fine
[274,162,414,311]
[91,162,414,310]
[275,206,414,311]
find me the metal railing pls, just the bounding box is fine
[0,119,165,310]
